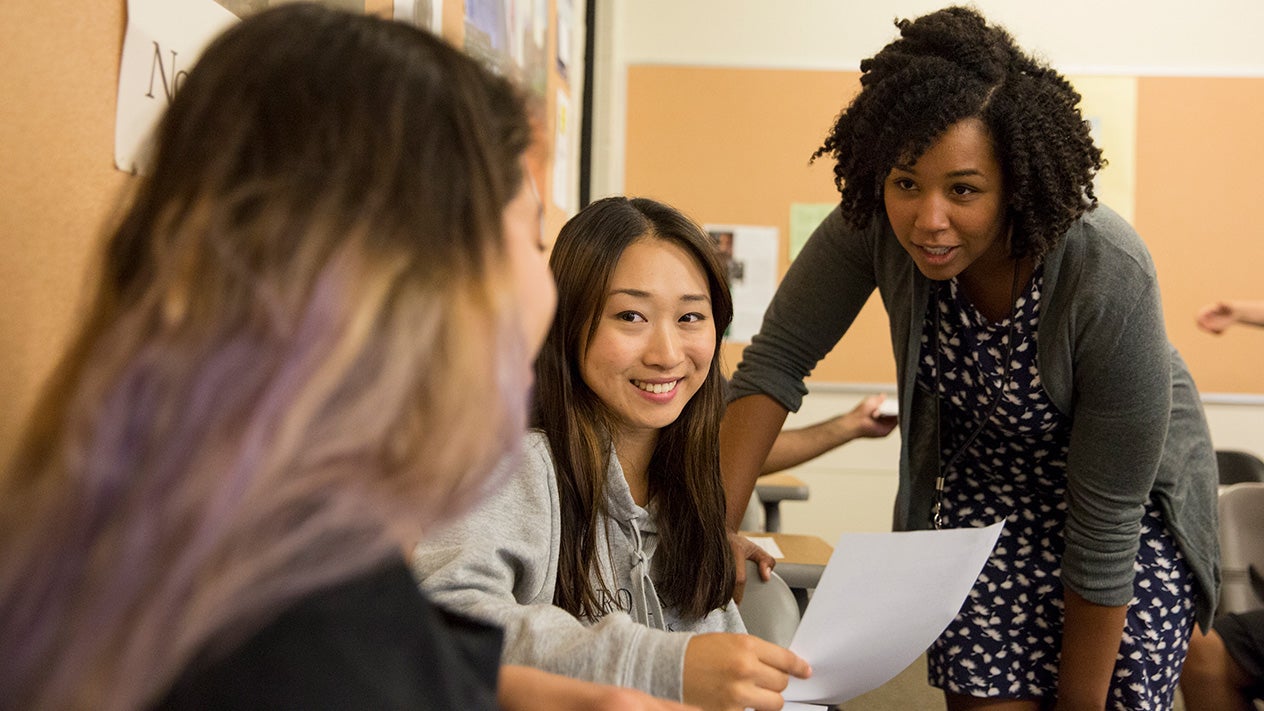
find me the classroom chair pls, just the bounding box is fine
[1216,449,1264,487]
[736,560,800,647]
[751,473,811,533]
[756,473,811,533]
[1218,482,1264,614]
[738,470,814,531]
[737,474,828,616]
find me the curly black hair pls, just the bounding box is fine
[812,6,1105,258]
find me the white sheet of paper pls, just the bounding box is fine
[784,521,1004,705]
[745,536,784,559]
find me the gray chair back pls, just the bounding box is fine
[1218,482,1264,614]
[736,560,800,647]
[1216,449,1264,486]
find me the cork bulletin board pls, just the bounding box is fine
[0,0,581,459]
[625,64,1264,395]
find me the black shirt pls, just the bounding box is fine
[155,559,502,710]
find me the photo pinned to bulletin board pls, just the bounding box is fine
[705,224,779,343]
[457,0,575,233]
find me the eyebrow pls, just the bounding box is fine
[891,164,986,179]
[609,288,711,303]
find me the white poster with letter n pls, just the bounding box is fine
[115,0,238,174]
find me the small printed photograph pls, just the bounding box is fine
[709,229,745,285]
[704,224,778,343]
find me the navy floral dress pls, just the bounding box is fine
[917,265,1196,709]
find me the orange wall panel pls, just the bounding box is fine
[626,65,897,384]
[627,65,1264,394]
[1135,77,1264,395]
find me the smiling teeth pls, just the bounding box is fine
[924,246,951,255]
[635,380,678,394]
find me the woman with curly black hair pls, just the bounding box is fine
[720,7,1219,710]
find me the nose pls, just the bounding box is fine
[913,193,950,233]
[643,322,684,368]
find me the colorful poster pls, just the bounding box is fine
[465,0,548,101]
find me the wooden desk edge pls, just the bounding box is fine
[758,472,808,489]
[740,531,833,567]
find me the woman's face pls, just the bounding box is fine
[883,118,1010,285]
[580,236,715,441]
[501,169,556,360]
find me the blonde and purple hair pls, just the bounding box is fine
[0,5,532,709]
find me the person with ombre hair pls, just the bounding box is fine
[0,5,691,711]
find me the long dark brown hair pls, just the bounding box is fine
[0,5,531,710]
[534,196,735,621]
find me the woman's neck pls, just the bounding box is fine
[959,254,1034,324]
[612,428,658,506]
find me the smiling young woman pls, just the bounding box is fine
[579,236,716,476]
[413,196,811,711]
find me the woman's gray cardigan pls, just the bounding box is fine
[728,203,1220,628]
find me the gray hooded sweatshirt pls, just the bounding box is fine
[413,431,744,701]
